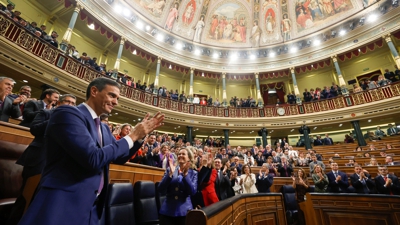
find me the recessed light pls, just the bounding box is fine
[367,14,378,23]
[138,118,141,121]
[22,80,28,83]
[339,30,346,36]
[368,119,372,122]
[114,112,118,115]
[339,124,343,127]
[313,127,317,130]
[88,24,95,30]
[314,39,321,46]
[123,8,131,17]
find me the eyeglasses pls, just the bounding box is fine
[62,100,76,106]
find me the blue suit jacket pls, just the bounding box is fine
[256,173,273,193]
[326,171,349,193]
[158,167,197,217]
[19,104,142,225]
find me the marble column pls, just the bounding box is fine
[186,126,193,145]
[299,125,312,150]
[331,55,348,95]
[223,129,229,147]
[60,4,83,51]
[260,128,268,148]
[290,67,301,104]
[153,57,162,94]
[351,120,367,146]
[255,73,263,107]
[383,33,400,68]
[222,73,227,107]
[112,38,125,80]
[188,68,194,103]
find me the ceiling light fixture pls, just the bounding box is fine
[314,39,321,46]
[367,14,378,23]
[156,34,164,41]
[269,52,276,57]
[123,8,131,17]
[88,24,95,30]
[22,80,28,83]
[168,64,172,69]
[339,30,346,36]
[212,52,219,58]
[132,50,137,55]
[194,49,201,55]
[136,21,144,30]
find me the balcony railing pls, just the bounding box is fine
[1,13,400,118]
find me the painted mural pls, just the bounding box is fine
[203,2,250,45]
[291,0,361,35]
[129,0,371,46]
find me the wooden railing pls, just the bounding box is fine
[186,193,286,225]
[301,193,400,225]
[1,13,400,118]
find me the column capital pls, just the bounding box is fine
[382,33,392,43]
[157,57,162,63]
[290,67,295,74]
[190,68,195,72]
[74,3,84,13]
[222,72,226,79]
[120,37,126,44]
[254,72,259,78]
[331,55,338,63]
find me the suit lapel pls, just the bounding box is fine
[77,104,101,147]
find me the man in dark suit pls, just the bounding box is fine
[387,124,400,136]
[19,78,164,225]
[230,156,243,176]
[214,158,231,200]
[7,94,77,225]
[256,163,274,193]
[277,156,293,177]
[19,89,60,127]
[145,134,161,167]
[350,165,376,194]
[326,162,349,193]
[323,133,333,145]
[271,151,281,164]
[375,166,400,195]
[313,135,323,146]
[0,77,21,122]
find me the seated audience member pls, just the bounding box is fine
[243,151,255,167]
[44,31,59,48]
[354,146,363,152]
[271,151,281,164]
[326,162,349,193]
[214,158,232,200]
[2,3,15,17]
[379,151,387,157]
[375,166,400,195]
[192,153,218,209]
[353,83,363,93]
[8,85,34,114]
[350,165,376,194]
[239,165,258,194]
[384,143,394,150]
[230,156,243,176]
[375,126,386,137]
[387,123,400,136]
[377,75,391,86]
[158,148,197,225]
[384,69,396,82]
[368,131,381,141]
[309,154,325,173]
[230,167,242,195]
[344,134,354,143]
[323,133,333,145]
[297,152,308,167]
[192,95,200,104]
[256,163,274,193]
[216,148,229,160]
[254,151,266,166]
[368,144,377,151]
[346,159,357,167]
[277,156,293,177]
[314,135,323,146]
[8,94,76,225]
[368,158,378,166]
[114,123,131,140]
[264,156,278,177]
[129,144,149,165]
[363,152,371,158]
[385,156,395,166]
[0,77,22,122]
[20,89,60,127]
[366,78,378,89]
[199,97,207,105]
[312,165,328,193]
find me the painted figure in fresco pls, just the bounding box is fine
[296,8,313,29]
[309,0,324,20]
[281,14,291,41]
[209,15,218,37]
[265,12,275,34]
[363,0,377,7]
[183,2,195,25]
[165,3,179,31]
[193,16,205,42]
[239,17,246,43]
[262,0,278,10]
[250,21,261,47]
[141,0,166,16]
[223,20,233,39]
[321,0,335,16]
[333,0,347,13]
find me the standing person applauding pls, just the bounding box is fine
[158,148,197,225]
[239,165,258,194]
[312,165,328,193]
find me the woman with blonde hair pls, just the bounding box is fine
[292,168,309,202]
[158,147,197,225]
[311,165,328,193]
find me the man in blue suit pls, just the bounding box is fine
[19,78,164,225]
[256,163,274,193]
[326,162,349,193]
[0,77,22,122]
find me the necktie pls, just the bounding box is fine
[384,176,393,195]
[392,128,395,134]
[334,172,338,178]
[94,118,104,195]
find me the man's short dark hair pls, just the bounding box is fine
[86,77,121,100]
[41,89,60,100]
[59,94,76,102]
[100,113,109,121]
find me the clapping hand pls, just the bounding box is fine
[130,112,165,142]
[12,95,27,105]
[169,156,175,177]
[181,162,190,177]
